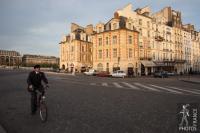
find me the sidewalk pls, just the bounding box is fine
[179,76,200,84]
[0,125,6,133]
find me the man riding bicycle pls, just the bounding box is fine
[27,65,49,115]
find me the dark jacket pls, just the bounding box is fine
[27,71,48,88]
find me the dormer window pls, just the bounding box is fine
[99,27,102,33]
[128,23,131,30]
[113,23,117,30]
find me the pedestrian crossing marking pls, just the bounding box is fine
[121,82,139,90]
[102,82,108,87]
[113,82,123,88]
[89,81,200,96]
[166,86,200,95]
[134,83,160,92]
[150,84,183,94]
[90,83,96,86]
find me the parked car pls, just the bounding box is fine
[167,72,176,76]
[84,69,98,76]
[96,71,110,77]
[111,70,126,78]
[153,71,168,78]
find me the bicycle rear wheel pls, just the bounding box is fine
[39,101,48,122]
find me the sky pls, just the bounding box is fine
[0,0,199,57]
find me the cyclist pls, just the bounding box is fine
[27,65,49,115]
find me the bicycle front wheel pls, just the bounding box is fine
[39,102,48,122]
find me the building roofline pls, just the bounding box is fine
[92,28,139,35]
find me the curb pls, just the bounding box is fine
[0,125,6,133]
[179,79,200,84]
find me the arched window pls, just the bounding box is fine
[97,63,103,71]
[62,64,65,69]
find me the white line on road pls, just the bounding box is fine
[113,82,123,88]
[166,86,200,95]
[121,82,139,90]
[150,84,183,94]
[134,83,160,92]
[90,83,96,86]
[102,82,108,87]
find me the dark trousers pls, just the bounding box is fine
[30,86,44,114]
[31,91,37,113]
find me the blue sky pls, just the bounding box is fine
[0,0,199,57]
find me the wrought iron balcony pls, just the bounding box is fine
[155,36,164,42]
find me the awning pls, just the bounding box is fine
[154,61,175,66]
[140,61,156,67]
[154,61,165,67]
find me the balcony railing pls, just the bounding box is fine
[140,57,152,61]
[174,59,186,63]
[163,49,169,52]
[155,36,164,42]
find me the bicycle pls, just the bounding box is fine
[37,86,48,122]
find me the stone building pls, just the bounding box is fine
[92,15,139,76]
[0,50,22,66]
[116,4,155,75]
[22,54,59,67]
[59,23,93,72]
[59,3,200,75]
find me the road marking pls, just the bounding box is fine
[90,83,96,86]
[113,82,123,88]
[102,82,108,87]
[150,84,183,94]
[134,83,160,92]
[121,82,139,90]
[166,86,200,95]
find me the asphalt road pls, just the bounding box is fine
[0,69,200,133]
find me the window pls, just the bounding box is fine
[148,31,150,37]
[106,49,109,58]
[140,50,143,58]
[113,48,117,58]
[152,41,154,49]
[113,23,117,30]
[97,63,103,71]
[153,52,155,60]
[82,46,84,52]
[99,27,102,33]
[71,46,74,52]
[98,38,102,46]
[163,53,165,60]
[106,37,109,45]
[129,48,133,58]
[139,19,142,25]
[128,35,132,44]
[139,29,142,36]
[147,21,150,28]
[98,50,102,59]
[112,36,117,44]
[83,55,86,61]
[139,42,143,47]
[128,23,131,29]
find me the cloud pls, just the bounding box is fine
[0,0,199,57]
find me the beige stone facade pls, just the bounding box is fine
[22,54,59,67]
[0,50,22,66]
[60,3,200,75]
[59,23,93,72]
[92,16,139,76]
